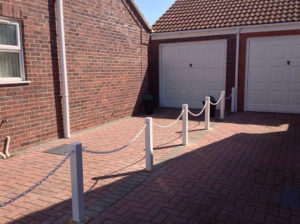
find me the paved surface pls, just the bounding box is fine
[0,109,299,224]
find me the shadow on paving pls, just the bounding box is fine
[9,113,300,224]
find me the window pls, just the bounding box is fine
[0,18,25,83]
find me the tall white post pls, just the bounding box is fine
[70,143,85,223]
[220,91,225,120]
[182,104,188,145]
[205,97,210,130]
[231,87,236,112]
[145,117,153,171]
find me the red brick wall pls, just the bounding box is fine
[238,30,300,111]
[0,0,150,153]
[149,35,237,111]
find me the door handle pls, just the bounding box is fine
[287,60,291,66]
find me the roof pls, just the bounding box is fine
[152,0,300,33]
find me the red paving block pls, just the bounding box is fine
[0,111,300,224]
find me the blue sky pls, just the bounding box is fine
[134,0,175,26]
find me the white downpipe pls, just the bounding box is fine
[57,0,71,138]
[234,28,240,112]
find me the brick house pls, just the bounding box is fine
[149,0,300,113]
[0,0,151,153]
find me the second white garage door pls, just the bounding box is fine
[246,36,300,113]
[159,40,227,109]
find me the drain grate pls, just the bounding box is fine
[43,144,70,156]
[281,186,300,209]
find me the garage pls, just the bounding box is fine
[159,40,227,109]
[246,36,300,113]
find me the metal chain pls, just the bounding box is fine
[83,124,146,154]
[0,150,73,208]
[152,110,183,128]
[210,94,224,106]
[188,102,207,117]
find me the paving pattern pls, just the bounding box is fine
[0,109,299,224]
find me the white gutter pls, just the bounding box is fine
[57,0,71,138]
[234,28,240,112]
[151,22,300,40]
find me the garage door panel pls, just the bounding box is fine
[164,69,174,84]
[291,42,300,57]
[190,90,205,107]
[165,89,175,101]
[190,69,203,87]
[247,36,300,113]
[289,91,300,105]
[248,90,265,104]
[290,69,300,83]
[249,68,266,83]
[249,45,267,60]
[270,68,285,83]
[270,91,284,105]
[207,68,223,82]
[175,89,189,101]
[160,40,226,109]
[271,44,289,58]
[190,90,203,99]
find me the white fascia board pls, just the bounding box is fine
[151,22,300,40]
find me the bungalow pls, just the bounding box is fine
[0,0,150,153]
[149,0,300,113]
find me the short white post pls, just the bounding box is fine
[70,143,85,223]
[220,91,225,120]
[145,117,153,171]
[182,104,188,145]
[231,87,236,113]
[205,97,210,130]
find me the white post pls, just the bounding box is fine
[145,117,153,171]
[220,91,225,120]
[205,97,210,130]
[231,87,235,112]
[182,104,188,145]
[70,143,85,223]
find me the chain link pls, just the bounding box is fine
[83,124,146,154]
[152,110,183,128]
[0,150,73,208]
[210,94,224,106]
[188,102,207,117]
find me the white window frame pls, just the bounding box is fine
[0,18,26,83]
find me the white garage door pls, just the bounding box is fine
[160,40,227,109]
[246,36,300,113]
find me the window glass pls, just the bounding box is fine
[0,23,17,46]
[0,52,20,78]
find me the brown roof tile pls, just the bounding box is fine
[152,0,300,33]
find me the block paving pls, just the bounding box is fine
[0,109,299,224]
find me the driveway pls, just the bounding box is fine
[0,110,299,224]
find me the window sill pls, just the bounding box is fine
[0,80,32,85]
